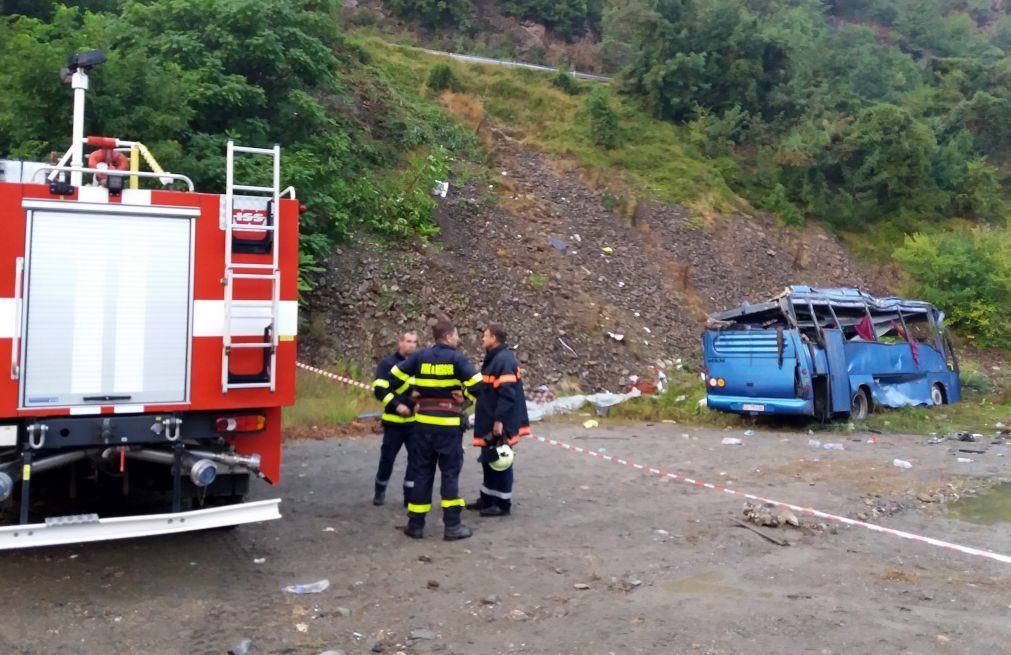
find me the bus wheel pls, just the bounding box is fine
[850,388,870,421]
[931,383,946,406]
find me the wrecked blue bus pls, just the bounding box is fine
[702,287,960,420]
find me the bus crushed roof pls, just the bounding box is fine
[709,286,941,329]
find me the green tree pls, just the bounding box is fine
[837,104,938,220]
[386,0,472,28]
[496,0,592,39]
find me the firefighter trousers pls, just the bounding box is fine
[406,428,465,528]
[374,423,414,501]
[480,461,514,510]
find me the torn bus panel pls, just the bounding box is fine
[703,286,960,420]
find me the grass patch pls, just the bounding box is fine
[362,38,747,214]
[861,396,1010,436]
[283,368,376,429]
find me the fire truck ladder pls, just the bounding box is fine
[222,140,281,394]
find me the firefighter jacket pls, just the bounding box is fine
[473,344,530,447]
[387,343,482,431]
[372,351,415,426]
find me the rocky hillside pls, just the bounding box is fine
[303,129,881,391]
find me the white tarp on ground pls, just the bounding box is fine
[526,388,641,422]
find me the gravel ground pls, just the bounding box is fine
[1,422,1009,655]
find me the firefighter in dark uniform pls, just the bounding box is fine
[387,320,483,540]
[467,324,530,517]
[371,330,419,507]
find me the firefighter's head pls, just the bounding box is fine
[482,324,507,351]
[433,320,459,348]
[398,330,419,357]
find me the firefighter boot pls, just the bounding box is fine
[444,523,473,541]
[404,513,425,539]
[373,486,386,506]
[480,504,510,518]
[465,498,490,511]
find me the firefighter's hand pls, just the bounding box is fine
[410,390,421,400]
[395,403,412,417]
[492,420,503,437]
[451,390,465,404]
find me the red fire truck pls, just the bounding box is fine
[0,51,298,548]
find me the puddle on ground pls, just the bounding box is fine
[949,483,1011,525]
[664,571,755,596]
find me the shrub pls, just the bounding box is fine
[894,227,1011,348]
[426,62,459,92]
[584,86,620,149]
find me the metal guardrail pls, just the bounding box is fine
[411,46,613,83]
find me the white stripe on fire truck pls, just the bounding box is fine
[192,300,298,338]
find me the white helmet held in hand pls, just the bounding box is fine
[489,444,514,472]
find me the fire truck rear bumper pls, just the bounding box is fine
[0,498,281,551]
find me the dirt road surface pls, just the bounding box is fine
[1,423,1009,655]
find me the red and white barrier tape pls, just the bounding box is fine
[296,361,373,391]
[530,434,1011,565]
[295,361,1010,565]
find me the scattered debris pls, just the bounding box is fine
[482,595,501,605]
[295,623,309,633]
[601,246,614,254]
[573,583,591,590]
[583,419,599,429]
[957,457,973,463]
[253,557,266,564]
[892,459,913,469]
[418,554,432,563]
[228,639,253,655]
[547,236,567,253]
[606,331,625,342]
[743,502,799,528]
[282,579,330,595]
[409,629,435,641]
[427,580,440,589]
[506,609,530,622]
[674,395,687,403]
[732,518,790,547]
[557,337,578,357]
[721,438,743,446]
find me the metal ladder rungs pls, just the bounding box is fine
[232,145,276,156]
[230,273,279,281]
[228,223,276,233]
[227,263,277,271]
[223,139,282,395]
[232,183,274,194]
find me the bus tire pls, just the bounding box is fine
[850,388,870,421]
[931,383,946,406]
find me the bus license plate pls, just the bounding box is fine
[742,404,765,412]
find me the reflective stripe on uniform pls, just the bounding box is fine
[381,392,395,405]
[408,503,432,514]
[415,414,462,427]
[480,485,513,500]
[390,366,413,393]
[381,413,414,423]
[506,435,520,446]
[412,377,466,388]
[473,436,487,447]
[482,373,519,388]
[404,480,415,488]
[464,373,482,388]
[375,477,389,487]
[441,498,465,508]
[372,379,390,389]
